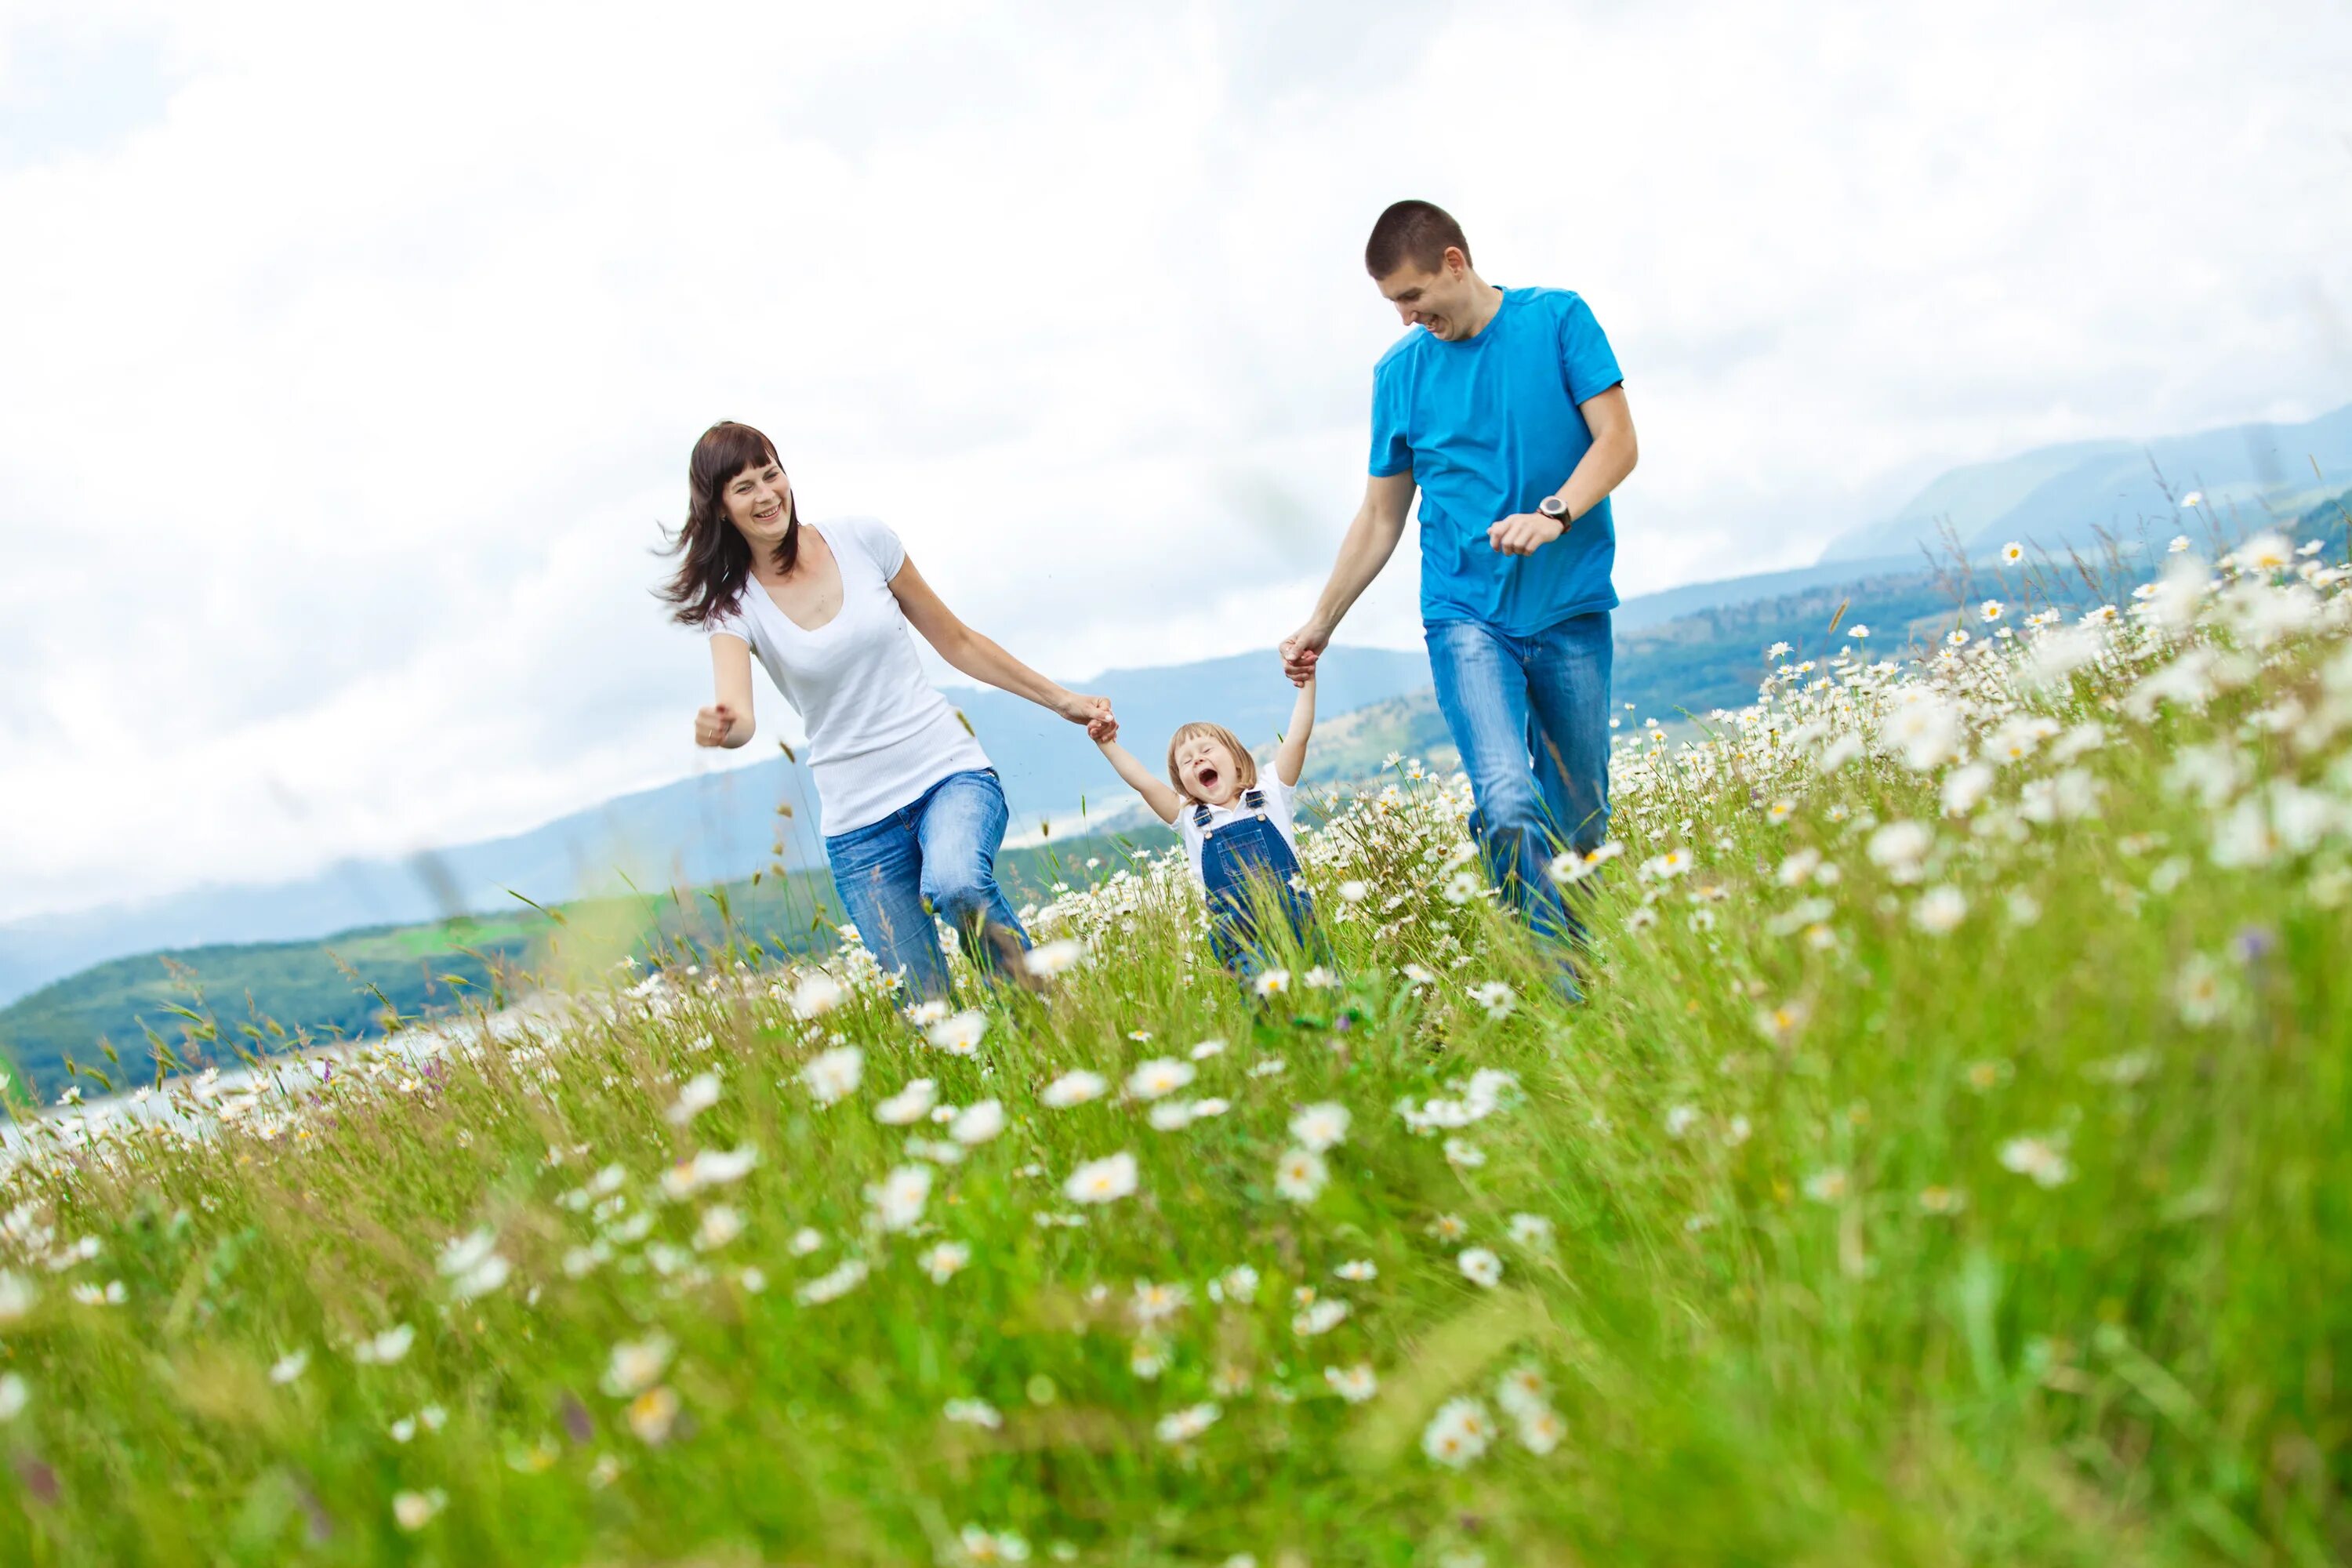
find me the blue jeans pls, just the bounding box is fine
[823,768,1029,1000]
[1426,612,1612,945]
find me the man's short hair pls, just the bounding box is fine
[1365,200,1471,278]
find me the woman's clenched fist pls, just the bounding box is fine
[694,702,738,747]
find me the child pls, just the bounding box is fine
[1093,675,1319,975]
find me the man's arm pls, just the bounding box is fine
[1279,470,1417,685]
[1487,385,1639,556]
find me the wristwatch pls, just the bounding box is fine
[1537,495,1575,528]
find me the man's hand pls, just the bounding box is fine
[1487,512,1566,557]
[1279,620,1332,687]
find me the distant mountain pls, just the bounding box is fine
[1819,403,2352,563]
[1610,554,1923,633]
[0,823,1177,1101]
[0,647,1433,1010]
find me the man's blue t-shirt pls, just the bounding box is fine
[1369,286,1624,635]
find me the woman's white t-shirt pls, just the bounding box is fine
[707,517,990,837]
[1174,773,1303,885]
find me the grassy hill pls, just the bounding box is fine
[0,828,1171,1105]
[11,488,2344,1105]
[0,531,2344,1563]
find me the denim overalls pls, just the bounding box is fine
[1194,788,1316,972]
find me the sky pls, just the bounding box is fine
[2,0,2350,924]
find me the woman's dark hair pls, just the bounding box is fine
[656,421,800,627]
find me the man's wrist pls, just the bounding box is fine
[1538,494,1577,527]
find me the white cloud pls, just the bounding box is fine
[2,0,2348,920]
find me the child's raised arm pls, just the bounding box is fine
[1094,727,1185,826]
[1274,673,1317,788]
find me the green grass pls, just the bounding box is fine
[0,832,1179,1105]
[0,533,2347,1565]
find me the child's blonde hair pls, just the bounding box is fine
[1166,721,1258,800]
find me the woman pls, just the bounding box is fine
[662,420,1109,999]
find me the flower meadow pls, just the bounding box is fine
[3,533,2350,1566]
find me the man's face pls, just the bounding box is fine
[1375,249,1478,340]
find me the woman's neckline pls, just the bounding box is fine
[750,519,846,635]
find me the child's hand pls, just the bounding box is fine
[1056,691,1112,730]
[1088,713,1120,744]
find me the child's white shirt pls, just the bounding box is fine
[1174,773,1302,884]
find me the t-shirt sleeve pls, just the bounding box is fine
[848,517,908,579]
[1557,293,1624,408]
[706,601,753,648]
[1368,358,1413,477]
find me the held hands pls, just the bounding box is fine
[693,702,738,747]
[1279,620,1331,688]
[1057,690,1116,740]
[1488,511,1566,557]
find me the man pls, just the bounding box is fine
[1281,200,1637,971]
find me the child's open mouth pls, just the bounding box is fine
[1196,766,1221,793]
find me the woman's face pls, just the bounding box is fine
[720,458,795,551]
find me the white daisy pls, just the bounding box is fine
[1063,1152,1139,1205]
[949,1100,1006,1145]
[1288,1102,1350,1152]
[867,1165,933,1232]
[1457,1247,1503,1287]
[1420,1397,1495,1468]
[1040,1071,1108,1109]
[875,1080,938,1126]
[1273,1147,1330,1203]
[800,1046,862,1105]
[927,1010,989,1057]
[1127,1059,1195,1100]
[918,1241,971,1283]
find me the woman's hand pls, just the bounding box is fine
[694,702,739,747]
[1056,690,1112,733]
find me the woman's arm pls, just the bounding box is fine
[888,554,1110,730]
[1095,731,1185,825]
[1273,673,1316,788]
[697,633,757,748]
